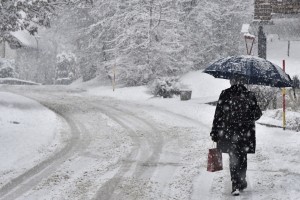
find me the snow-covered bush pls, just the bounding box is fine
[248,85,278,111]
[55,52,77,84]
[116,64,152,86]
[288,88,300,111]
[149,77,181,98]
[80,64,97,82]
[0,58,17,78]
[293,75,300,89]
[264,108,300,132]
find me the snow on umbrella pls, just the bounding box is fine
[203,55,293,87]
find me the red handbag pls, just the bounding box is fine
[207,145,223,172]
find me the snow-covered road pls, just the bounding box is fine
[0,86,213,200]
[1,85,300,200]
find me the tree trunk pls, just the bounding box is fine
[2,40,6,58]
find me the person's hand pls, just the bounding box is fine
[210,132,219,142]
[211,136,218,142]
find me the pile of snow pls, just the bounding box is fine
[0,92,60,186]
[259,108,300,131]
[83,70,229,103]
[180,71,230,99]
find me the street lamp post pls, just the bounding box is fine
[244,33,255,55]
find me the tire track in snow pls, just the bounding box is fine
[1,88,215,199]
[108,101,215,200]
[109,99,210,129]
[90,103,167,200]
[0,95,91,200]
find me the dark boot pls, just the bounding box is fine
[231,189,240,196]
[231,182,240,196]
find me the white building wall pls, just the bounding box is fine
[0,41,17,59]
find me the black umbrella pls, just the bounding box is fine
[203,55,293,87]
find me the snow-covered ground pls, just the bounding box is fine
[0,92,64,188]
[0,39,299,199]
[76,68,300,199]
[267,37,300,77]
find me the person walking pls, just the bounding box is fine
[210,76,262,196]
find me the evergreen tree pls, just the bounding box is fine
[55,52,77,84]
[0,0,57,40]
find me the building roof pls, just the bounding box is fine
[9,31,38,49]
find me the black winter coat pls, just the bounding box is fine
[210,84,262,153]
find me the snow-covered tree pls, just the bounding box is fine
[0,0,57,40]
[293,75,300,89]
[149,76,181,98]
[55,51,77,84]
[0,58,17,78]
[9,1,93,84]
[71,0,190,85]
[181,0,253,69]
[36,1,95,82]
[33,0,254,86]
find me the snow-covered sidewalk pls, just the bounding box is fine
[0,92,61,187]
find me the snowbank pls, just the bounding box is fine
[84,70,230,103]
[0,92,60,185]
[179,70,230,100]
[259,108,300,131]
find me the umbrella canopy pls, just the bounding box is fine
[203,55,293,87]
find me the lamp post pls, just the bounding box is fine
[244,33,255,55]
[241,24,255,55]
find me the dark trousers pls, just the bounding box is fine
[229,146,247,189]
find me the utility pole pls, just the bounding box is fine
[282,60,286,130]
